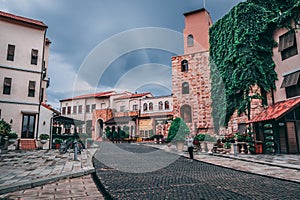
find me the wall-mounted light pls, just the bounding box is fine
[10,119,13,124]
[43,121,46,125]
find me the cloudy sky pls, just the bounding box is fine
[1,0,244,109]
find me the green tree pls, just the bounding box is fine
[0,119,11,135]
[167,118,190,143]
[209,0,300,132]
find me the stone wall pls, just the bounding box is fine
[172,51,213,134]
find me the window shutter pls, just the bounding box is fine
[278,31,296,52]
[281,71,300,88]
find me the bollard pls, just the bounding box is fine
[74,138,78,161]
[233,143,237,157]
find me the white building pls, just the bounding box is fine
[0,11,50,147]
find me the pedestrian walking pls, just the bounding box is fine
[186,134,194,161]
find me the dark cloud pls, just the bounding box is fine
[1,0,244,107]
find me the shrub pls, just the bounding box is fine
[167,118,190,143]
[54,138,63,144]
[40,133,50,140]
[195,134,206,141]
[8,132,18,139]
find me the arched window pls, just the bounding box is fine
[165,101,170,110]
[182,82,189,94]
[149,102,153,111]
[187,34,194,47]
[158,101,163,110]
[143,103,148,111]
[180,105,192,123]
[181,59,188,72]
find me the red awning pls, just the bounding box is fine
[250,97,300,123]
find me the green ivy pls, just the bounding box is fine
[209,0,300,132]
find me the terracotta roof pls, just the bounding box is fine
[0,11,47,28]
[250,97,300,123]
[114,92,152,100]
[41,103,60,114]
[105,116,136,125]
[60,91,116,102]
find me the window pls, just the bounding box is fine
[0,109,1,119]
[67,106,71,115]
[92,104,96,111]
[133,104,138,110]
[86,105,90,113]
[62,107,66,115]
[182,82,189,94]
[101,103,106,109]
[149,102,153,111]
[181,60,188,72]
[187,34,194,47]
[143,103,148,111]
[278,30,298,60]
[78,105,83,114]
[31,49,38,65]
[7,44,15,61]
[281,71,300,98]
[73,106,77,114]
[28,81,36,97]
[3,77,12,95]
[165,101,170,110]
[180,105,192,123]
[21,114,36,138]
[158,101,163,110]
[120,106,125,112]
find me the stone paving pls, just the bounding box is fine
[147,143,300,183]
[0,142,300,199]
[0,147,103,199]
[93,142,300,199]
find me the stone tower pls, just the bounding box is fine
[172,8,213,134]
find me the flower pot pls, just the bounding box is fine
[41,139,48,144]
[176,141,184,152]
[55,143,61,149]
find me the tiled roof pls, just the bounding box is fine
[114,92,152,100]
[0,11,47,28]
[60,91,116,101]
[41,102,60,114]
[250,97,300,123]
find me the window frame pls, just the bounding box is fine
[3,77,12,95]
[7,44,15,61]
[28,81,36,97]
[182,82,189,94]
[181,60,189,72]
[31,49,38,65]
[187,34,194,47]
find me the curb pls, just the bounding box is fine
[211,153,300,171]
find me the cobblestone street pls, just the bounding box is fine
[93,143,300,199]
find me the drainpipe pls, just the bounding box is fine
[36,28,47,140]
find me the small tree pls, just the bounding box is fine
[167,118,190,143]
[0,119,11,135]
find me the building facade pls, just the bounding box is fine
[172,9,213,135]
[60,91,173,140]
[0,11,50,141]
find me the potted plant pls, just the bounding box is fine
[8,132,18,143]
[39,133,50,144]
[54,138,63,149]
[167,118,190,152]
[86,138,94,148]
[223,142,231,154]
